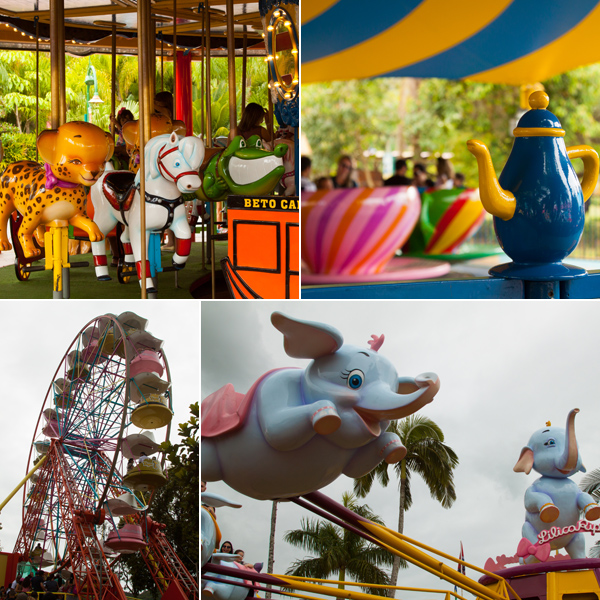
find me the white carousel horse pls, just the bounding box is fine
[89,131,205,292]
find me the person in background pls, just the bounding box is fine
[413,163,434,188]
[237,103,270,145]
[219,541,234,554]
[331,155,357,188]
[316,176,333,190]
[385,158,412,186]
[453,172,466,188]
[301,156,317,193]
[110,108,134,147]
[435,156,455,189]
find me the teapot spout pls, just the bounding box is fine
[467,139,516,221]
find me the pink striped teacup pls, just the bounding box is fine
[301,186,421,275]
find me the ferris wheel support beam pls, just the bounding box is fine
[0,455,48,514]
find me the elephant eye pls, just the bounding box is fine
[544,438,556,447]
[345,369,364,390]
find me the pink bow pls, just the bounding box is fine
[517,537,551,562]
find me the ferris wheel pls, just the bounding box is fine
[10,312,196,600]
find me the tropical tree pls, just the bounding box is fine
[354,415,458,598]
[284,492,397,596]
[579,468,600,557]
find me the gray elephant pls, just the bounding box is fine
[514,408,600,562]
[201,312,440,500]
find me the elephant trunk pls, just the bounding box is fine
[354,374,440,421]
[466,139,516,221]
[557,408,579,474]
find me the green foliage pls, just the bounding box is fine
[0,130,38,173]
[284,492,398,595]
[302,79,403,177]
[303,64,600,185]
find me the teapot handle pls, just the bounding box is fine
[566,145,599,202]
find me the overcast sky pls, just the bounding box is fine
[202,300,600,600]
[0,300,199,554]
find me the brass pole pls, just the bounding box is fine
[161,32,164,92]
[150,16,156,98]
[267,82,274,146]
[226,0,236,138]
[173,0,177,108]
[205,0,212,146]
[49,0,66,128]
[241,24,247,110]
[111,18,117,144]
[137,0,152,299]
[200,4,205,140]
[35,13,39,159]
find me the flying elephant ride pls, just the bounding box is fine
[201,312,600,600]
[89,130,205,294]
[0,121,114,284]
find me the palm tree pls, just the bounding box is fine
[284,492,396,596]
[579,468,600,557]
[354,415,458,597]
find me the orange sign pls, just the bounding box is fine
[222,196,299,299]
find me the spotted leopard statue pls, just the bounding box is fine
[0,121,114,259]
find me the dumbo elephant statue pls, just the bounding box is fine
[514,409,600,562]
[201,312,440,500]
[201,492,248,600]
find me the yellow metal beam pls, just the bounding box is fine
[0,455,47,513]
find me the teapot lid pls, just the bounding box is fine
[513,91,565,138]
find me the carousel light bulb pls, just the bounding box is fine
[267,25,274,31]
[292,79,298,84]
[284,93,291,99]
[273,10,280,17]
[274,81,280,87]
[284,20,291,27]
[268,55,274,60]
[291,49,298,54]
[261,32,265,37]
[267,82,271,88]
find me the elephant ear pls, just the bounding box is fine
[271,312,343,359]
[514,447,534,474]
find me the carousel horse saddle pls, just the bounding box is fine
[103,172,137,212]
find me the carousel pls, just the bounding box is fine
[0,0,299,299]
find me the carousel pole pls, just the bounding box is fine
[49,0,68,299]
[205,2,212,145]
[268,84,274,147]
[226,0,236,137]
[111,16,117,144]
[49,0,66,128]
[161,32,164,92]
[173,0,177,108]
[34,11,39,160]
[241,24,247,110]
[138,0,153,299]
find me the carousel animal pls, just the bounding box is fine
[89,131,204,292]
[274,127,295,195]
[0,121,114,258]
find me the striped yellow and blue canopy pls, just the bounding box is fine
[302,0,600,84]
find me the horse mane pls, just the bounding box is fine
[144,134,173,181]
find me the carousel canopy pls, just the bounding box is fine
[302,0,600,85]
[0,0,276,56]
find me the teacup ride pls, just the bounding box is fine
[401,187,499,260]
[301,186,451,284]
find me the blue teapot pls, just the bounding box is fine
[467,91,599,280]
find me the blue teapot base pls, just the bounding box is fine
[489,261,587,281]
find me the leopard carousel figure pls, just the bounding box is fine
[0,121,114,259]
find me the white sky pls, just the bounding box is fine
[202,300,600,600]
[0,300,199,553]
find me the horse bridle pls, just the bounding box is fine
[157,144,197,183]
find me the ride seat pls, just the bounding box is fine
[102,172,136,212]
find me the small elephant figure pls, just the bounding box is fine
[514,408,600,562]
[201,312,440,500]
